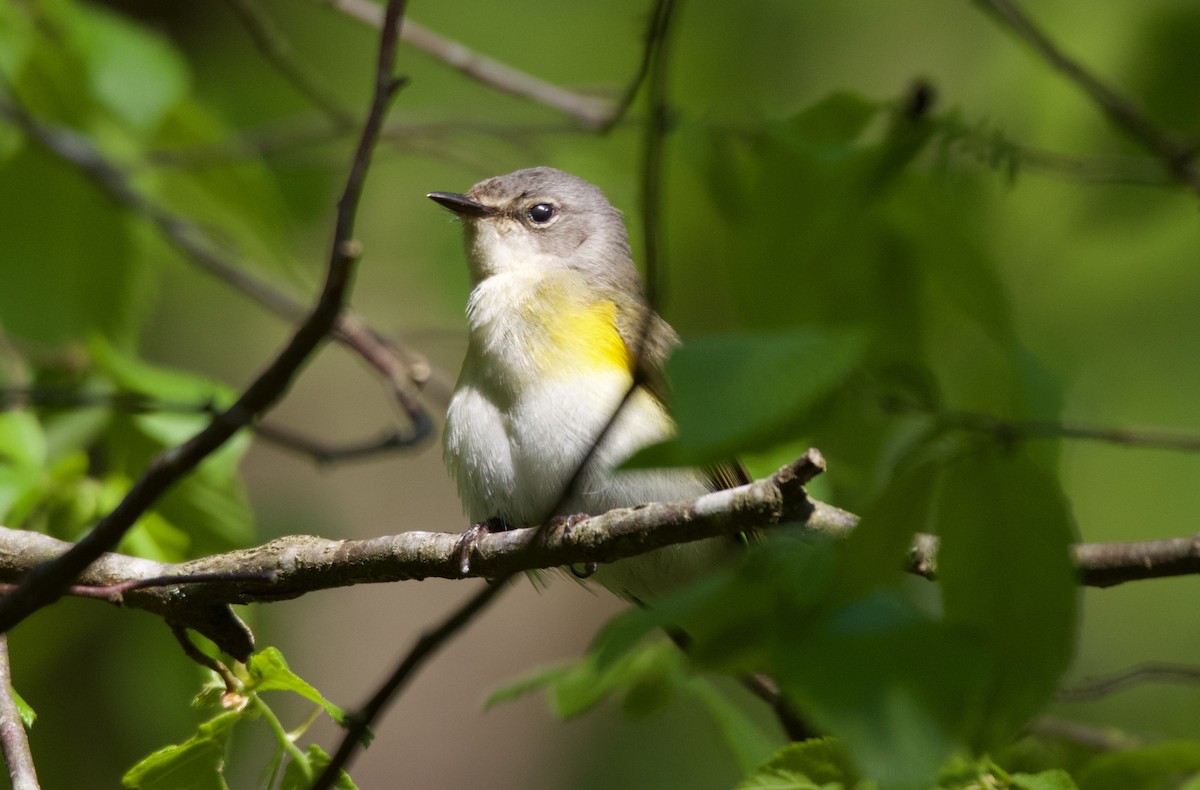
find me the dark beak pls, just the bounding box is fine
[427,191,495,218]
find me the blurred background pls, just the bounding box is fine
[2,0,1199,787]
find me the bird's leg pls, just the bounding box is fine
[455,516,509,576]
[545,513,597,578]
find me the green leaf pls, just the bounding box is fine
[1078,741,1200,790]
[1011,769,1078,790]
[56,0,190,132]
[739,738,862,789]
[781,597,987,788]
[282,744,359,790]
[936,448,1078,749]
[485,663,573,710]
[787,91,881,150]
[629,328,867,467]
[121,710,239,790]
[0,412,47,469]
[823,460,938,608]
[0,147,146,345]
[12,687,36,729]
[686,677,781,774]
[247,648,347,725]
[552,638,684,720]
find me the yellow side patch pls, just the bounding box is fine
[535,299,633,376]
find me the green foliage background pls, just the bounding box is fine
[1,0,1199,787]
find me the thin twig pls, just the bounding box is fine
[0,90,449,414]
[973,0,1200,195]
[0,1,407,632]
[223,0,357,128]
[309,579,507,789]
[327,0,614,129]
[886,400,1200,454]
[1027,715,1140,752]
[0,387,427,465]
[1056,662,1200,703]
[600,0,672,133]
[0,635,38,790]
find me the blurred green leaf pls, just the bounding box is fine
[0,411,47,469]
[1011,770,1079,790]
[787,91,880,150]
[936,448,1078,749]
[686,677,781,774]
[630,328,867,467]
[0,147,146,345]
[54,0,189,132]
[121,710,238,790]
[781,596,987,787]
[1078,741,1200,790]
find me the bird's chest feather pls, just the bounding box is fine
[444,273,642,523]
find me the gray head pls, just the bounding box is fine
[428,167,642,298]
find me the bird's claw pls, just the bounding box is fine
[455,517,507,576]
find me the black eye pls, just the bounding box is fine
[526,203,557,224]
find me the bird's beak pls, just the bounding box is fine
[427,192,495,218]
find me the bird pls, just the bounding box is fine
[429,166,746,602]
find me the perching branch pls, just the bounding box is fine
[0,635,38,790]
[973,0,1200,196]
[0,0,408,633]
[1,451,1197,643]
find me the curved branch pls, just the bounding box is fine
[0,451,1195,645]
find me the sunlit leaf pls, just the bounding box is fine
[121,710,239,790]
[248,648,347,725]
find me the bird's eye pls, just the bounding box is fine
[526,203,557,225]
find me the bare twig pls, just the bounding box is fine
[887,401,1200,454]
[1027,715,1140,752]
[1056,662,1200,703]
[223,0,357,128]
[0,2,407,632]
[309,579,507,789]
[973,0,1200,195]
[328,0,614,129]
[0,635,38,790]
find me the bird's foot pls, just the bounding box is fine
[455,516,509,576]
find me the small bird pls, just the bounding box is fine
[429,167,744,602]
